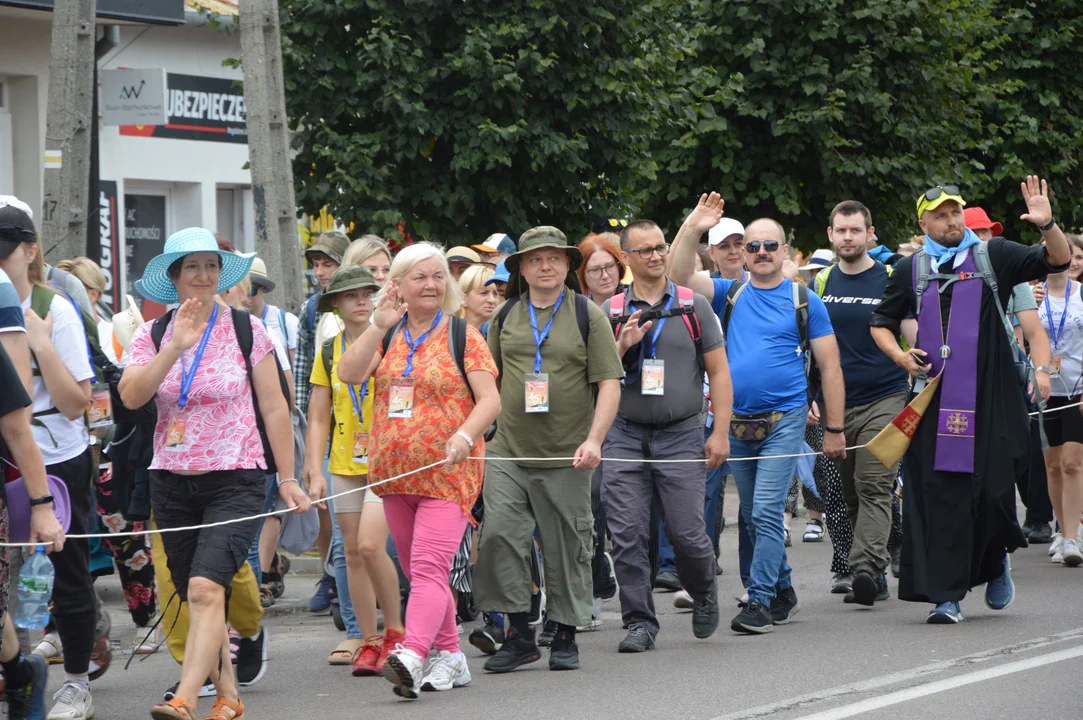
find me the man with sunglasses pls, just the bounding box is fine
[598,219,731,652]
[670,194,847,634]
[870,176,1070,624]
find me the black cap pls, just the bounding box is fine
[0,206,36,259]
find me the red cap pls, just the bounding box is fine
[963,207,1003,237]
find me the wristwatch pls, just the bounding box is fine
[29,494,54,507]
[1035,365,1056,375]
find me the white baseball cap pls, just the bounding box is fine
[0,196,33,220]
[707,218,745,246]
[799,248,836,271]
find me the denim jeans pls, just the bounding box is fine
[658,425,726,575]
[730,404,807,606]
[326,461,361,639]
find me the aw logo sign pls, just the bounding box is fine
[101,69,167,126]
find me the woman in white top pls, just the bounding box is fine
[1040,234,1083,566]
[0,206,99,720]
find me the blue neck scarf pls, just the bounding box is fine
[923,227,981,269]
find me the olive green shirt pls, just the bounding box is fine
[487,288,624,468]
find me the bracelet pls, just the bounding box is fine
[1040,218,1057,232]
[276,477,299,488]
[455,430,474,448]
[29,494,54,507]
[824,426,845,434]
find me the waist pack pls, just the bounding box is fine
[730,411,785,442]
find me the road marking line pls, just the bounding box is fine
[794,645,1083,719]
[707,627,1083,720]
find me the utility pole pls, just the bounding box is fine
[239,0,303,312]
[41,0,97,264]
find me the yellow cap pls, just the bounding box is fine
[916,186,966,220]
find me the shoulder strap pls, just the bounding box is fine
[972,241,1021,356]
[912,251,933,317]
[150,309,176,352]
[815,265,833,298]
[608,288,628,338]
[232,307,254,362]
[497,296,520,334]
[676,284,704,371]
[30,285,56,320]
[573,293,590,347]
[321,336,335,376]
[381,317,407,355]
[279,308,288,344]
[446,315,475,403]
[794,282,810,351]
[720,281,748,336]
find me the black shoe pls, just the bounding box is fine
[692,590,720,639]
[617,624,656,653]
[731,601,774,634]
[235,627,269,686]
[468,614,505,655]
[597,552,618,601]
[483,628,541,673]
[537,619,558,647]
[1026,520,1053,544]
[890,545,902,578]
[164,677,216,700]
[850,570,878,607]
[845,575,890,605]
[549,629,580,670]
[5,654,46,720]
[769,586,800,625]
[654,570,681,591]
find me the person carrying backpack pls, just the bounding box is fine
[335,242,500,699]
[669,193,847,636]
[869,177,1071,625]
[599,219,731,653]
[0,200,100,720]
[119,228,311,720]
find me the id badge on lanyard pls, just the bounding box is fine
[641,359,665,395]
[86,382,113,429]
[525,373,550,413]
[388,377,415,418]
[352,431,369,464]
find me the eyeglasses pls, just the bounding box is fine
[628,244,669,259]
[585,262,619,278]
[744,240,781,253]
[922,185,960,202]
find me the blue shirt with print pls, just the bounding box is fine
[0,267,24,332]
[711,277,834,415]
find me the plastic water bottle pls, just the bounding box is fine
[14,545,55,629]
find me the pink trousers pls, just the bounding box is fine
[382,494,469,656]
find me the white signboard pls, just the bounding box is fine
[100,69,168,126]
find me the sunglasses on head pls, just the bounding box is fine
[922,185,960,202]
[744,240,780,253]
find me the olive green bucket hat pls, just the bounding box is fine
[305,230,351,265]
[316,265,380,312]
[504,226,583,299]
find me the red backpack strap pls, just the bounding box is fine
[675,285,700,339]
[608,290,626,338]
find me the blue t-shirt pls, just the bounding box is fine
[817,264,909,407]
[0,267,25,333]
[711,277,833,415]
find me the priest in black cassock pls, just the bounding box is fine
[870,176,1070,624]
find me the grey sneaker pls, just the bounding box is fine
[692,590,720,639]
[617,624,656,653]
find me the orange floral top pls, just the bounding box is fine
[369,320,496,517]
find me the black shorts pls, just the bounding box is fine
[150,468,264,600]
[1044,395,1083,448]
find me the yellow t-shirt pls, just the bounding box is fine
[310,330,375,476]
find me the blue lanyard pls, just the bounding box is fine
[527,292,565,373]
[178,303,219,407]
[261,305,269,324]
[634,289,674,359]
[342,333,368,422]
[1044,280,1071,349]
[402,311,443,377]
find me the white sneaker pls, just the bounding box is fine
[737,590,749,604]
[382,645,425,700]
[420,650,471,691]
[1049,533,1063,557]
[47,681,94,720]
[673,589,694,610]
[33,631,64,664]
[1061,538,1083,567]
[576,597,603,631]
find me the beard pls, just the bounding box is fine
[930,228,965,247]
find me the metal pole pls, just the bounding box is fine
[41,0,97,264]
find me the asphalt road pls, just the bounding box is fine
[33,517,1083,720]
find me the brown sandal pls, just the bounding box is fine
[328,638,365,666]
[202,696,245,720]
[151,697,196,720]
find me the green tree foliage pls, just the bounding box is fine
[281,0,683,244]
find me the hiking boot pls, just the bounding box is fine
[731,601,773,634]
[769,586,800,625]
[617,624,655,653]
[483,628,541,673]
[548,629,580,671]
[844,574,890,605]
[692,590,720,638]
[468,613,505,655]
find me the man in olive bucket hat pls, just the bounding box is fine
[474,226,624,673]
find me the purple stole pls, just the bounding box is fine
[915,252,982,474]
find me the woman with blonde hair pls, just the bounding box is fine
[344,235,393,287]
[457,264,498,330]
[337,242,500,699]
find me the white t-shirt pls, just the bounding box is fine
[256,314,292,372]
[23,293,94,465]
[261,305,299,355]
[1040,281,1083,398]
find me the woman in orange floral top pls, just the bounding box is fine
[337,242,500,700]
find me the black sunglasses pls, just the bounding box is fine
[922,185,960,201]
[744,240,780,253]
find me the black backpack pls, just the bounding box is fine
[379,315,472,400]
[150,306,291,474]
[494,293,591,374]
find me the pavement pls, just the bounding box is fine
[24,493,1083,720]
